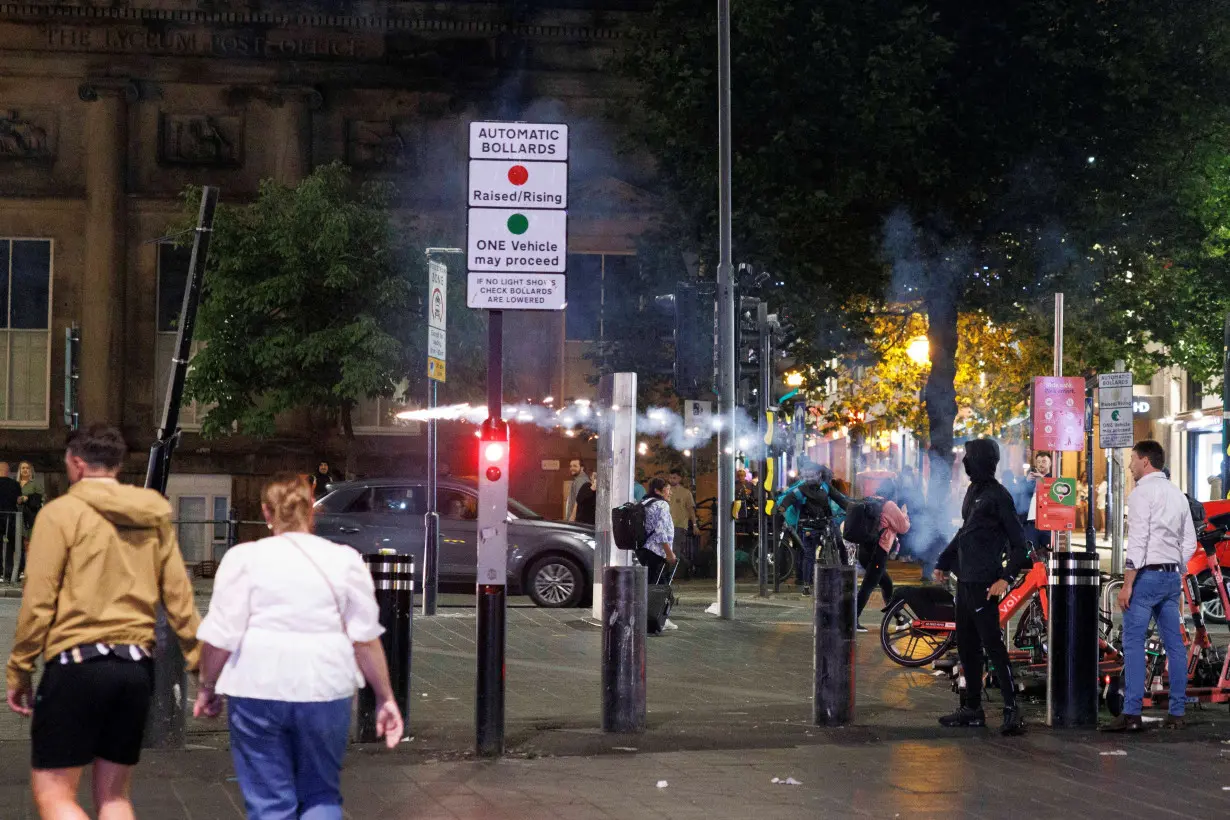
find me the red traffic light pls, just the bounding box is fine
[486,466,502,482]
[483,442,506,463]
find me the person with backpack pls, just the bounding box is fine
[787,462,850,594]
[932,438,1030,736]
[850,480,910,630]
[637,477,679,631]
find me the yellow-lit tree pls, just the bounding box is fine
[817,311,1049,445]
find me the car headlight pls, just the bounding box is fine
[577,535,596,550]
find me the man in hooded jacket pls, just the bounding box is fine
[933,438,1030,736]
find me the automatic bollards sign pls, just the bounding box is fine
[466,121,568,310]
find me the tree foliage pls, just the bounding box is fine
[182,163,449,449]
[617,0,1230,492]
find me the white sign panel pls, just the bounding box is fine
[428,260,447,331]
[469,160,567,208]
[469,121,569,161]
[1099,407,1133,449]
[467,273,566,310]
[467,208,566,273]
[1098,372,1132,409]
[428,326,446,360]
[685,400,713,429]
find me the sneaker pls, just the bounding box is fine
[938,705,986,728]
[661,619,679,631]
[1100,713,1143,732]
[1000,706,1025,736]
[855,624,869,633]
[1163,714,1186,730]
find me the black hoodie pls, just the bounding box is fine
[935,439,1030,584]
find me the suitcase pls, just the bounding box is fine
[646,562,679,635]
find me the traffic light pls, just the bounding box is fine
[476,418,509,586]
[650,293,677,377]
[737,297,764,412]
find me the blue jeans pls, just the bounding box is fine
[228,696,352,820]
[1122,571,1187,717]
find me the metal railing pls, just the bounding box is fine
[170,517,266,572]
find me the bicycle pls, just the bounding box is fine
[879,547,1052,667]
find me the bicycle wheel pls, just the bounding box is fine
[880,598,955,667]
[753,528,798,585]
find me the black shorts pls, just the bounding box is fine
[31,656,154,769]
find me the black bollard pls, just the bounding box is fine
[1047,551,1100,727]
[602,565,648,733]
[357,554,414,743]
[475,583,506,757]
[813,564,857,726]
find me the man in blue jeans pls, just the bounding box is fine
[1103,440,1198,731]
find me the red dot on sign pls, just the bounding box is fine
[507,165,529,186]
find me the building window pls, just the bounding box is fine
[351,380,423,435]
[0,239,52,427]
[155,243,206,428]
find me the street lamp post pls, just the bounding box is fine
[716,0,737,619]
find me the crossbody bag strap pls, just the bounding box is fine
[284,534,346,633]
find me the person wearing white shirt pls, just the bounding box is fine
[193,474,403,819]
[1103,440,1198,732]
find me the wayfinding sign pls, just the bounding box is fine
[466,121,568,311]
[1098,372,1133,448]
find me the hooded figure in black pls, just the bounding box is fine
[933,438,1029,736]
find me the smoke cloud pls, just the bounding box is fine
[398,400,765,457]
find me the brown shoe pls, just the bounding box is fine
[1101,713,1143,732]
[1163,714,1186,730]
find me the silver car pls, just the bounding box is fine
[313,477,595,608]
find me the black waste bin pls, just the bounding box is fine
[356,553,413,743]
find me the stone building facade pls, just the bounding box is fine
[0,1,656,547]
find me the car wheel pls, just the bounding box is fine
[527,555,585,608]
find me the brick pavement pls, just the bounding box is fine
[0,582,1227,817]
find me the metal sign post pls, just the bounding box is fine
[423,254,452,617]
[1098,370,1133,571]
[467,121,569,757]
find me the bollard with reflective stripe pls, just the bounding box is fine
[1047,551,1100,727]
[357,553,413,743]
[813,564,856,726]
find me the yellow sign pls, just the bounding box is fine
[428,357,446,382]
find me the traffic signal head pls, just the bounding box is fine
[477,417,510,586]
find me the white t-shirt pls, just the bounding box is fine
[197,533,384,702]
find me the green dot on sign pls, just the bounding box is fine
[507,213,529,235]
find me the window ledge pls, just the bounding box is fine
[0,421,49,430]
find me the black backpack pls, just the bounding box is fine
[612,497,655,550]
[843,496,886,545]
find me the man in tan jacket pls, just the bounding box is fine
[6,424,201,819]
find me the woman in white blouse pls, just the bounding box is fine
[194,473,402,819]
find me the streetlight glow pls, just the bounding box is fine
[907,336,931,365]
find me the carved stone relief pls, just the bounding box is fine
[345,119,419,171]
[158,112,243,167]
[0,109,57,162]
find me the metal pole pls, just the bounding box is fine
[1052,293,1066,551]
[1222,314,1229,500]
[715,0,736,620]
[1085,393,1095,549]
[1111,359,1126,574]
[757,301,770,598]
[145,185,218,751]
[424,377,439,616]
[476,310,506,757]
[813,564,856,725]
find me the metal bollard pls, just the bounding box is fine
[813,564,856,726]
[1047,551,1100,727]
[357,554,413,743]
[602,565,647,733]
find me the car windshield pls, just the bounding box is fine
[508,496,542,520]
